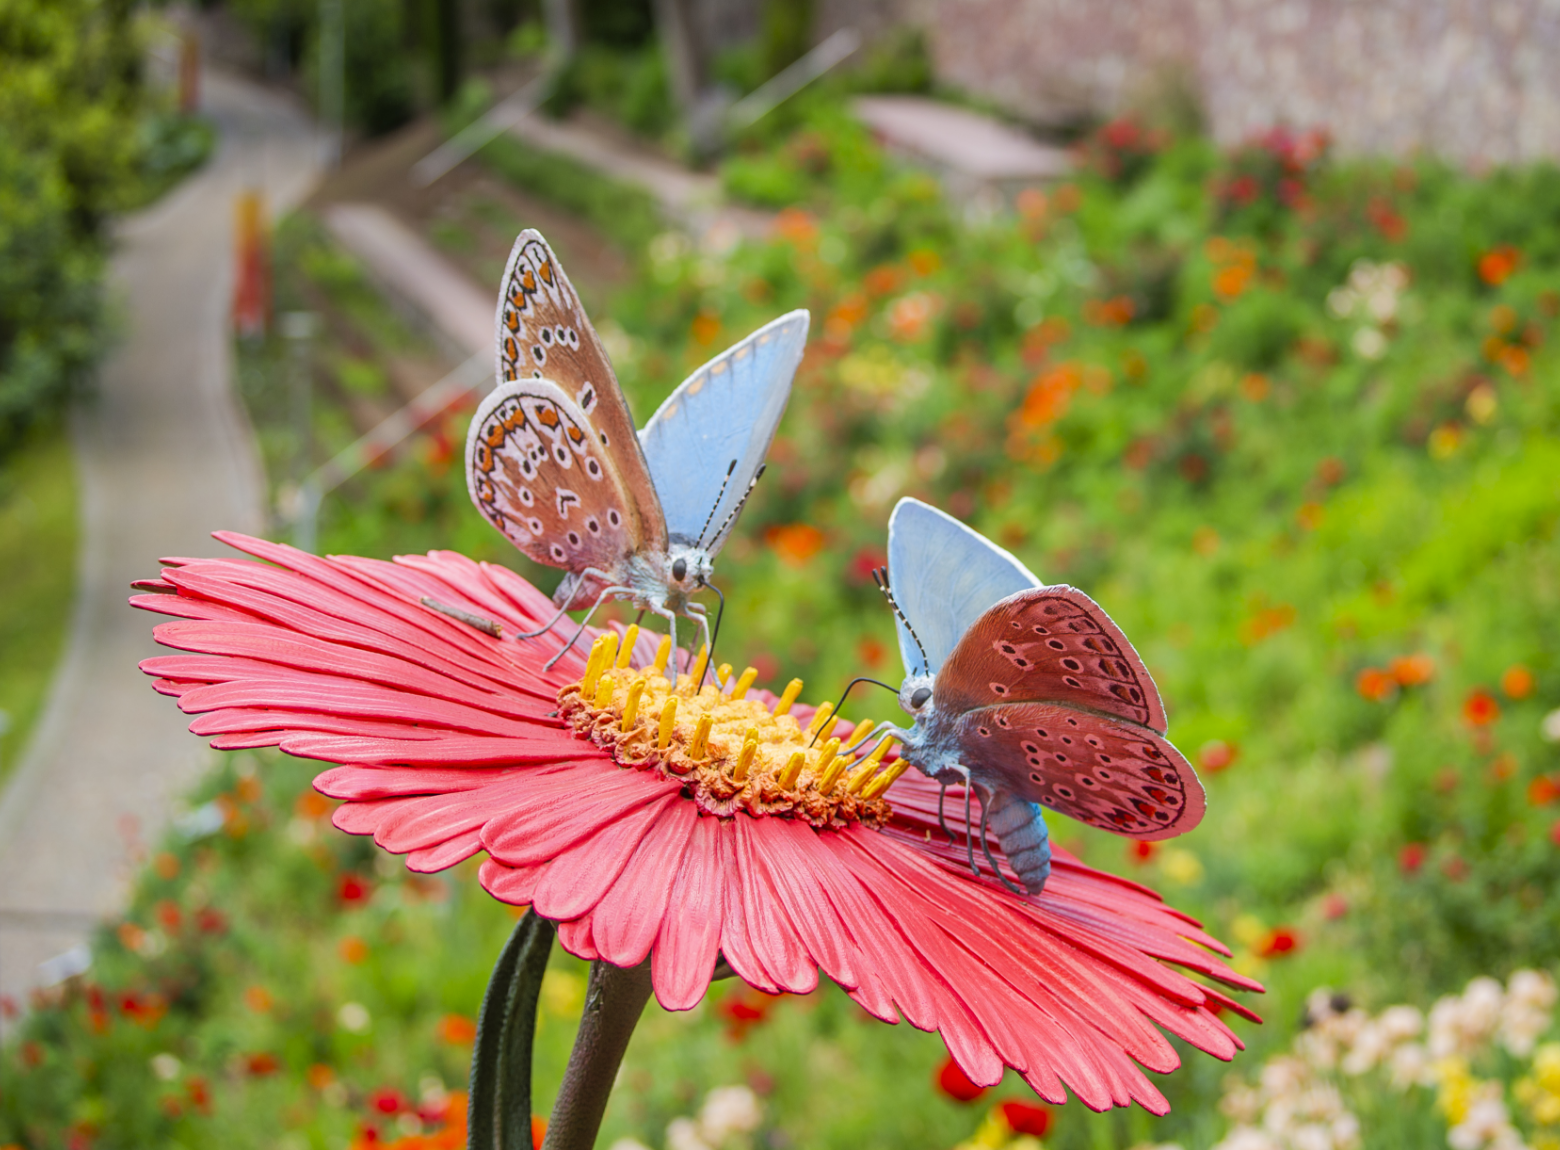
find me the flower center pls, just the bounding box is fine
[558,629,909,828]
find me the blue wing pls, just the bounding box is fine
[886,498,1041,676]
[638,310,809,555]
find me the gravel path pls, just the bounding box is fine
[0,70,321,1010]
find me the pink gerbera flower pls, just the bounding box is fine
[133,532,1259,1116]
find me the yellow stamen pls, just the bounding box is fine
[805,702,835,739]
[615,625,639,669]
[774,678,804,716]
[842,717,876,751]
[690,714,713,759]
[847,736,895,794]
[862,758,911,800]
[716,663,733,690]
[620,679,645,732]
[731,666,758,701]
[734,729,758,782]
[657,696,677,750]
[597,631,619,674]
[580,635,608,695]
[687,645,710,691]
[814,738,846,793]
[778,750,806,788]
[594,670,614,709]
[652,634,672,676]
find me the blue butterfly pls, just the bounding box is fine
[869,498,1205,895]
[466,231,809,663]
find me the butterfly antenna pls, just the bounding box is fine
[808,675,899,749]
[698,580,726,692]
[872,566,928,672]
[705,464,767,550]
[695,460,738,549]
[978,791,1025,896]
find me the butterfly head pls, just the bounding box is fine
[898,672,937,721]
[665,542,713,594]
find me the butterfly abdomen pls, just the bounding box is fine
[983,786,1052,896]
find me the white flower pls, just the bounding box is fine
[698,1085,763,1143]
[608,1141,654,1150]
[336,1001,371,1033]
[666,1117,712,1150]
[1379,1006,1424,1042]
[1542,708,1560,743]
[150,1052,182,1081]
[1213,1127,1282,1150]
[1389,1041,1432,1089]
[1351,327,1387,360]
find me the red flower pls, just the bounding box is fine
[1463,689,1501,727]
[1256,928,1300,959]
[1399,843,1427,874]
[937,1054,989,1102]
[134,534,1260,1114]
[1000,1099,1053,1136]
[338,873,371,905]
[245,1052,281,1077]
[369,1088,408,1114]
[1198,740,1239,773]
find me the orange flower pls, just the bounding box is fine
[295,790,334,819]
[1478,245,1521,286]
[339,935,369,964]
[863,264,905,297]
[689,311,721,348]
[243,984,273,1013]
[908,248,941,276]
[307,1063,337,1089]
[437,1014,477,1045]
[765,523,825,567]
[1240,373,1270,402]
[1499,344,1530,377]
[1463,689,1501,726]
[886,291,940,341]
[1015,363,1083,430]
[1083,296,1135,327]
[1198,740,1239,773]
[1355,667,1395,702]
[1502,665,1535,699]
[771,207,817,247]
[1389,653,1435,687]
[1240,603,1296,645]
[1527,776,1560,806]
[153,852,181,880]
[857,636,886,668]
[1213,263,1254,300]
[1296,502,1325,531]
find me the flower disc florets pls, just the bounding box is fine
[558,630,905,829]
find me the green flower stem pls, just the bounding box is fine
[542,957,655,1150]
[468,910,557,1150]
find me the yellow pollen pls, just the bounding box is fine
[814,738,846,793]
[652,634,672,675]
[774,678,804,715]
[597,631,620,672]
[594,671,615,709]
[688,645,710,690]
[731,666,758,700]
[805,702,835,739]
[615,625,639,669]
[862,758,911,800]
[842,716,876,751]
[690,714,713,759]
[733,729,758,782]
[779,750,806,788]
[620,679,645,732]
[657,696,677,750]
[581,635,608,695]
[716,663,733,689]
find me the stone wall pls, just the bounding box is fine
[906,0,1560,164]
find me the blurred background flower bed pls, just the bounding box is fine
[9,23,1560,1149]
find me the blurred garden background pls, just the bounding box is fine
[5,1,1560,1148]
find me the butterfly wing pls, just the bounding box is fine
[638,310,809,553]
[886,498,1041,676]
[495,231,666,549]
[935,585,1168,731]
[466,379,641,584]
[955,702,1205,840]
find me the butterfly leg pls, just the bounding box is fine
[937,782,955,844]
[542,584,635,671]
[959,771,980,879]
[516,567,619,640]
[975,784,1026,897]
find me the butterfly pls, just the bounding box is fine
[464,230,809,664]
[868,497,1205,896]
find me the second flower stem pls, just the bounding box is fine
[542,958,654,1150]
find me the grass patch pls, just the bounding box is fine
[0,421,77,784]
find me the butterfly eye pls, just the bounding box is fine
[910,687,932,709]
[672,558,688,582]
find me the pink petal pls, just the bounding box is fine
[482,767,678,868]
[732,817,816,995]
[652,815,725,1012]
[589,801,696,969]
[530,793,678,922]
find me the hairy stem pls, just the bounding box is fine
[468,911,556,1150]
[542,958,654,1150]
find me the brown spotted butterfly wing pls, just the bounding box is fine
[937,586,1204,840]
[484,230,666,551]
[936,587,1166,729]
[466,379,639,578]
[953,703,1205,840]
